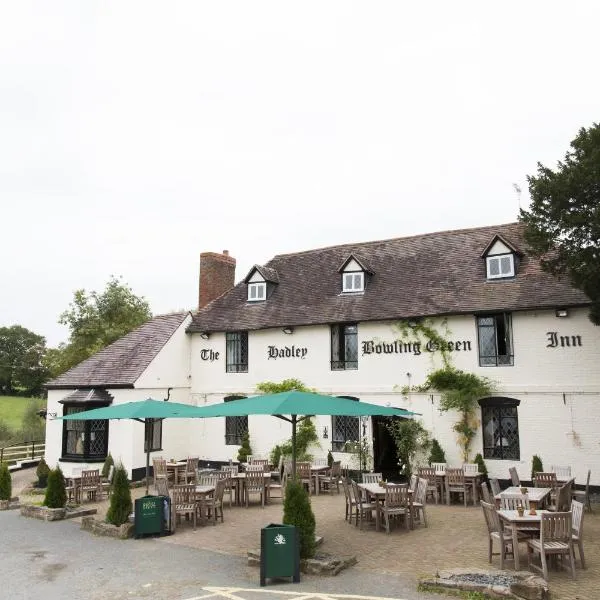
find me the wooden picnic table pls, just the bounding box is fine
[358,482,411,532]
[497,509,551,571]
[166,461,187,483]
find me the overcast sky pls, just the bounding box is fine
[2,1,599,348]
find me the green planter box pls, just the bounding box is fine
[134,495,170,538]
[260,523,300,586]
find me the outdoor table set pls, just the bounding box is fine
[357,482,413,532]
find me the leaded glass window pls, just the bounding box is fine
[224,395,248,445]
[331,324,358,370]
[331,396,360,451]
[477,313,514,366]
[62,404,109,460]
[481,399,520,460]
[226,332,248,373]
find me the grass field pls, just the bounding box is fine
[0,396,41,431]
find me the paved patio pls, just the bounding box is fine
[14,469,599,599]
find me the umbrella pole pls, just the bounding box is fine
[145,421,151,496]
[291,415,297,480]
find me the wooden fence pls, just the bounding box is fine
[0,440,45,466]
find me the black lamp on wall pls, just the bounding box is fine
[200,332,210,339]
[282,326,294,334]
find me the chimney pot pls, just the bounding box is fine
[223,250,229,256]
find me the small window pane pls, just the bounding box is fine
[489,258,500,276]
[500,256,512,274]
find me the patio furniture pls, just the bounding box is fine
[431,462,446,472]
[418,467,440,504]
[250,458,269,469]
[445,468,472,507]
[101,465,115,499]
[548,482,572,512]
[494,486,551,512]
[497,509,550,570]
[481,501,527,569]
[362,472,382,484]
[166,460,187,484]
[500,492,530,510]
[411,477,428,527]
[526,512,576,581]
[221,467,237,507]
[350,479,376,530]
[571,500,586,569]
[480,481,492,504]
[201,479,226,525]
[490,478,501,497]
[317,461,341,494]
[244,466,266,507]
[380,484,412,533]
[463,463,479,475]
[409,474,418,495]
[172,484,197,530]
[155,477,169,498]
[296,462,313,494]
[183,457,199,484]
[310,464,331,494]
[534,472,558,490]
[341,477,357,522]
[79,469,102,502]
[550,465,572,479]
[509,467,520,487]
[572,469,592,512]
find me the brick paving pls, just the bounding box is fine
[14,469,598,599]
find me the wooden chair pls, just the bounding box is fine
[318,461,341,494]
[490,478,501,497]
[250,458,269,469]
[409,474,418,495]
[153,458,171,485]
[411,477,428,527]
[548,482,572,512]
[350,479,377,530]
[202,478,226,525]
[244,466,266,507]
[79,469,101,502]
[446,468,471,507]
[550,465,572,479]
[418,467,440,504]
[155,477,169,498]
[480,481,492,504]
[380,483,412,533]
[221,467,237,507]
[534,472,558,490]
[100,465,115,499]
[571,500,586,569]
[172,484,197,530]
[296,462,313,494]
[481,500,527,569]
[361,472,382,484]
[527,512,576,581]
[431,462,446,472]
[509,467,520,487]
[572,469,592,512]
[341,477,357,523]
[463,463,479,475]
[183,457,199,484]
[500,492,530,510]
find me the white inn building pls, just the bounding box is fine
[44,222,600,488]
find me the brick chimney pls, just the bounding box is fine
[198,250,236,309]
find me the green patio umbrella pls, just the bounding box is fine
[59,398,200,495]
[187,390,418,477]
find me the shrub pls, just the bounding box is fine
[101,453,114,479]
[269,445,282,470]
[44,466,67,508]
[106,464,132,527]
[237,431,252,463]
[36,458,50,488]
[428,439,446,465]
[0,463,12,501]
[531,455,544,481]
[474,453,488,482]
[283,479,316,559]
[327,450,334,468]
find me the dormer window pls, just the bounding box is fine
[486,254,515,279]
[481,234,520,281]
[343,272,364,292]
[248,282,266,301]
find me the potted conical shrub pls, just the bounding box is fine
[0,463,12,510]
[44,466,67,509]
[283,479,316,559]
[106,464,132,527]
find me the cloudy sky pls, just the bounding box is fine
[2,1,599,347]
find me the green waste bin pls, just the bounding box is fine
[134,495,170,538]
[260,523,300,586]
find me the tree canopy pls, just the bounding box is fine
[0,325,48,396]
[47,276,152,377]
[519,123,600,324]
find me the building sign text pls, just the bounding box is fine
[362,339,472,356]
[546,332,582,348]
[200,349,220,361]
[268,345,308,360]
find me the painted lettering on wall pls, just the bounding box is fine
[267,345,308,359]
[546,332,582,348]
[200,349,220,361]
[361,339,472,356]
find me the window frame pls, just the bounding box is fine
[479,397,520,460]
[247,281,266,302]
[224,395,248,446]
[330,323,358,370]
[144,418,163,452]
[226,331,249,373]
[331,396,360,452]
[61,403,109,462]
[342,271,364,293]
[486,253,515,279]
[476,312,514,367]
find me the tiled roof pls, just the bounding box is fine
[243,265,280,283]
[188,222,590,333]
[46,312,189,389]
[58,389,114,404]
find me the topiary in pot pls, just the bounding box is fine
[474,453,488,482]
[283,479,316,559]
[106,464,132,527]
[428,438,446,465]
[0,462,12,502]
[101,452,114,479]
[327,450,334,468]
[36,458,50,488]
[237,431,252,463]
[531,455,544,482]
[44,466,67,508]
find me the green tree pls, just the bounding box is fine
[0,462,12,501]
[387,419,431,479]
[50,276,152,376]
[237,431,252,463]
[102,452,114,479]
[36,458,50,488]
[531,455,544,481]
[474,453,488,483]
[283,479,316,559]
[519,122,600,324]
[21,399,46,441]
[0,325,48,395]
[106,464,132,526]
[428,439,446,465]
[44,466,67,508]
